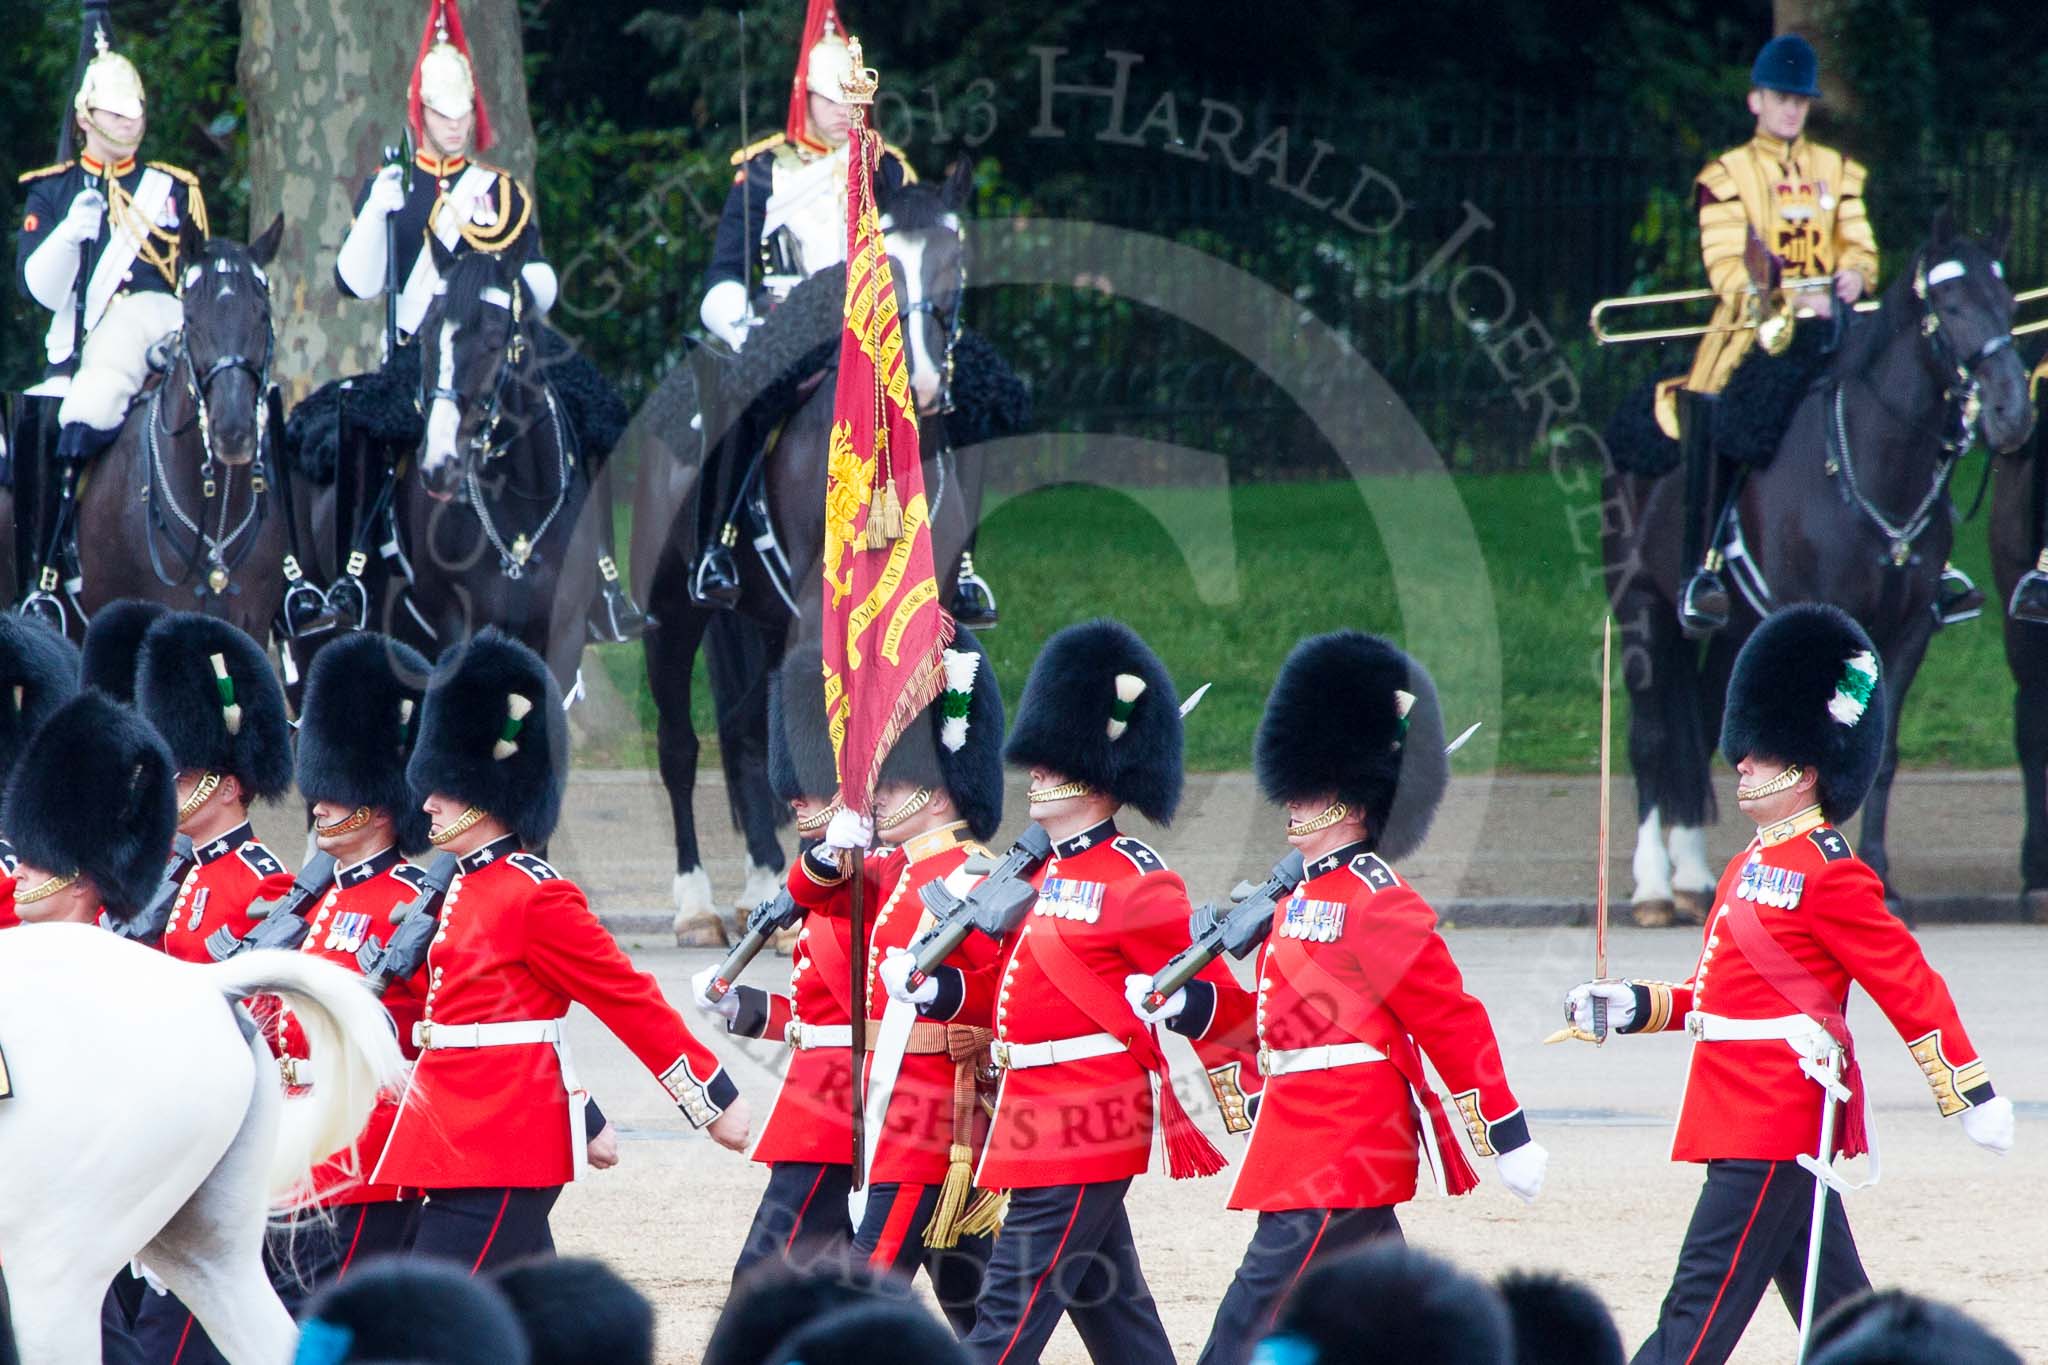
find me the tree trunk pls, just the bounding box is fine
[1774,0,1859,124]
[239,0,536,405]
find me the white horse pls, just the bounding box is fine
[0,923,406,1364]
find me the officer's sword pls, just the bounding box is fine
[1547,615,1615,1045]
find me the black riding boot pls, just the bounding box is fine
[1675,391,1731,635]
[949,547,999,629]
[688,401,748,611]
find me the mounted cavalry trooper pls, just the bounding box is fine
[693,640,863,1282]
[374,629,750,1269]
[1564,604,2014,1365]
[962,619,1254,1365]
[1133,631,1547,1365]
[1671,34,1982,635]
[12,27,211,617]
[129,612,295,964]
[320,0,646,642]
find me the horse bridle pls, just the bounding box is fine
[898,214,967,415]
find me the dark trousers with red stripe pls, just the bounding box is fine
[852,1181,993,1335]
[410,1187,561,1275]
[1196,1205,1403,1365]
[1632,1159,1869,1365]
[962,1179,1175,1365]
[733,1162,854,1285]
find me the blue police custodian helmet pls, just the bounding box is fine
[1752,34,1821,98]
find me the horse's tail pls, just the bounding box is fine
[202,951,407,1204]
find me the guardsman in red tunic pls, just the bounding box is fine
[962,619,1254,1365]
[374,629,750,1270]
[0,614,81,910]
[0,688,179,1360]
[1566,605,2014,1365]
[1136,632,1546,1365]
[132,611,296,964]
[691,640,865,1279]
[262,632,436,1301]
[811,632,1006,1331]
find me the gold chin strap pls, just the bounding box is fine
[428,805,488,847]
[1736,764,1806,802]
[796,800,843,835]
[876,787,934,831]
[1287,800,1351,836]
[1027,779,1092,804]
[14,870,80,905]
[316,806,374,838]
[177,771,222,822]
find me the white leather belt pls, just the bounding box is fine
[785,1022,854,1051]
[991,1032,1123,1071]
[1684,1011,1825,1046]
[413,1019,563,1049]
[412,1017,589,1180]
[1258,1041,1387,1077]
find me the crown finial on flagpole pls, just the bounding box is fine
[840,36,878,105]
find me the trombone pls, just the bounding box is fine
[2015,285,2048,338]
[1590,280,1877,354]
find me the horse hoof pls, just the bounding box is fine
[1673,889,1712,924]
[673,912,734,949]
[772,924,802,956]
[2023,889,2048,925]
[1632,899,1676,928]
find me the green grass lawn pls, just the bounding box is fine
[581,469,2022,774]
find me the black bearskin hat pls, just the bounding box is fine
[1253,631,1450,861]
[1720,604,1887,824]
[1497,1270,1626,1365]
[0,615,80,790]
[1003,618,1184,825]
[135,612,293,801]
[495,1257,656,1365]
[1270,1242,1512,1365]
[2,691,177,920]
[768,639,840,804]
[80,599,167,702]
[1809,1289,2022,1365]
[298,1258,530,1365]
[298,632,433,855]
[406,629,566,849]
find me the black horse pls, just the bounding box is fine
[1605,213,2036,921]
[1991,379,2047,919]
[30,217,290,641]
[399,237,600,691]
[629,162,1000,943]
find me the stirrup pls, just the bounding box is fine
[688,530,742,610]
[324,550,373,630]
[950,554,999,629]
[17,585,68,633]
[588,570,652,643]
[1934,564,1985,627]
[2012,554,2048,626]
[1679,569,1730,635]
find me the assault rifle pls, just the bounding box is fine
[902,823,1055,985]
[111,835,197,947]
[355,853,458,994]
[204,852,337,960]
[1143,849,1307,1010]
[702,887,806,1004]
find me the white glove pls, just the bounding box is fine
[689,965,741,1023]
[700,278,753,349]
[1564,981,1636,1033]
[1494,1138,1549,1203]
[1961,1095,2014,1155]
[822,807,873,854]
[365,164,407,216]
[878,947,937,1005]
[1124,972,1183,1024]
[61,189,106,245]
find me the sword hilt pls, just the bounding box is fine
[1591,992,1609,1044]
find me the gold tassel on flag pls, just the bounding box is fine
[954,1187,1010,1238]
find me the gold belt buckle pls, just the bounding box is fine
[278,1055,303,1086]
[784,1021,804,1050]
[415,1020,433,1049]
[1687,1014,1705,1040]
[1256,1047,1274,1076]
[992,1041,1012,1070]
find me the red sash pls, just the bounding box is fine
[1023,920,1225,1179]
[1721,895,1868,1157]
[1280,944,1480,1196]
[802,910,855,1021]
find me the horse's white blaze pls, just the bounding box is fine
[1667,823,1715,894]
[425,317,462,472]
[1927,259,1967,286]
[887,230,940,408]
[479,286,513,310]
[1632,808,1674,904]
